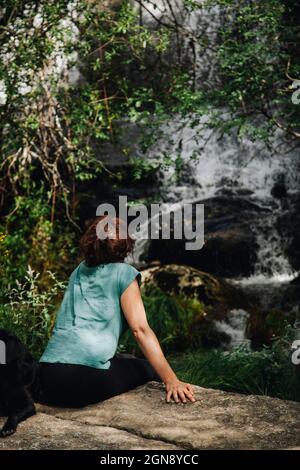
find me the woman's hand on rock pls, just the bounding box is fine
[165,380,196,403]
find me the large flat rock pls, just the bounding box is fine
[1,382,300,450]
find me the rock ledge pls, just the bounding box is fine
[1,382,300,450]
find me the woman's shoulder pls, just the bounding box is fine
[77,260,140,280]
[115,262,142,295]
[114,262,140,274]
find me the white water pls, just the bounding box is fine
[132,116,300,275]
[128,114,300,346]
[129,1,300,348]
[214,309,251,350]
[131,1,300,278]
[250,213,296,278]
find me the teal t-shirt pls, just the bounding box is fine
[39,261,142,370]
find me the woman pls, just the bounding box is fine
[38,215,196,407]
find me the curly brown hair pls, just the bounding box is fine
[79,216,135,267]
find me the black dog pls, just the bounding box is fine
[0,329,40,437]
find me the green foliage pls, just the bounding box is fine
[2,1,298,291]
[119,283,206,355]
[206,0,300,142]
[0,0,191,211]
[169,326,300,402]
[0,266,66,359]
[0,187,77,298]
[0,0,198,287]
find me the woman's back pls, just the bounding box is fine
[40,261,141,369]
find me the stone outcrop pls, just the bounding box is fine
[141,264,252,318]
[1,382,300,450]
[144,196,261,278]
[140,263,257,349]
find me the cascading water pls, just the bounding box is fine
[133,116,300,276]
[129,1,300,348]
[214,309,251,350]
[251,214,294,278]
[130,117,300,348]
[130,1,299,277]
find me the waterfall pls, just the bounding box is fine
[130,1,300,280]
[250,213,295,279]
[132,115,300,278]
[214,309,251,350]
[127,1,300,349]
[129,118,300,345]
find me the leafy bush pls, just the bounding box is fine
[0,0,197,298]
[0,266,66,359]
[119,283,207,355]
[0,188,78,300]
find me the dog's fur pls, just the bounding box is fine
[0,329,40,437]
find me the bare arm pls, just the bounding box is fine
[120,279,196,403]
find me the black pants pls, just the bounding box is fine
[38,353,162,408]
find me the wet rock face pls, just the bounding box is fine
[144,197,260,278]
[278,196,300,273]
[1,382,300,450]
